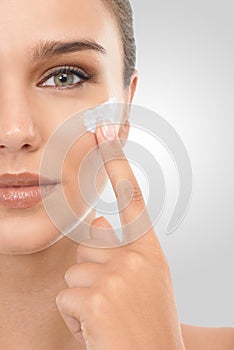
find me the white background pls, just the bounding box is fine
[130,0,234,326]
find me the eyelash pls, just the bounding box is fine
[38,65,93,90]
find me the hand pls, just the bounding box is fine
[56,121,185,350]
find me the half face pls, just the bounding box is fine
[0,0,133,254]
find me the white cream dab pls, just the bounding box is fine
[81,96,122,133]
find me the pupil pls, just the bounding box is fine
[60,74,67,83]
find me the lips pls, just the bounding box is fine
[0,172,60,209]
[0,172,58,187]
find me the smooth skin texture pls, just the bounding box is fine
[0,0,233,349]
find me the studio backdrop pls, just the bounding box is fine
[128,0,234,327]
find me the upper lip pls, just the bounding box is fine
[0,172,59,187]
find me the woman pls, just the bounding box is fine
[0,0,233,349]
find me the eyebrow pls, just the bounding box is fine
[29,39,106,61]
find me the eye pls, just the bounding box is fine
[39,65,93,89]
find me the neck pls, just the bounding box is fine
[0,211,95,349]
[0,236,77,294]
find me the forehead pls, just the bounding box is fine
[0,0,119,59]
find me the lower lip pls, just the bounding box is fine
[0,184,59,209]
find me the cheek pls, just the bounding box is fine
[61,132,108,217]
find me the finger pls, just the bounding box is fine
[76,243,112,264]
[65,261,103,288]
[89,216,120,244]
[77,217,121,261]
[78,216,120,248]
[56,288,88,344]
[95,121,154,243]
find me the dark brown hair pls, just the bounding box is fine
[101,0,136,88]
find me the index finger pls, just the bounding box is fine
[95,120,153,243]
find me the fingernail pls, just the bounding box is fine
[100,122,116,141]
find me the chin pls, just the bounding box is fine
[0,210,63,255]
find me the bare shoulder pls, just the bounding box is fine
[181,323,234,350]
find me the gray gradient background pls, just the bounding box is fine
[130,0,234,326]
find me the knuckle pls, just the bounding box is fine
[117,181,145,209]
[56,289,68,307]
[64,266,77,284]
[76,245,86,262]
[131,185,145,205]
[104,272,125,291]
[87,290,108,316]
[128,185,145,208]
[76,245,93,263]
[124,250,145,271]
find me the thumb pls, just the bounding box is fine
[89,216,120,245]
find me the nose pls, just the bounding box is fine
[0,94,42,153]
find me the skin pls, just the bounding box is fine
[0,0,233,349]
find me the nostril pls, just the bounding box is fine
[0,144,32,151]
[22,144,31,149]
